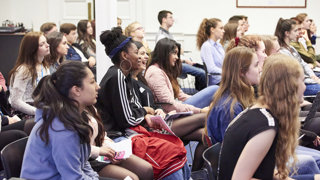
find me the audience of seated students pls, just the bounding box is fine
[156,10,207,91]
[125,22,151,55]
[45,32,69,73]
[227,35,267,69]
[77,19,96,59]
[96,27,189,179]
[196,18,225,86]
[60,23,96,67]
[220,22,241,50]
[40,22,57,36]
[275,18,320,96]
[8,32,50,119]
[145,38,219,114]
[21,61,113,180]
[290,17,320,68]
[132,41,207,171]
[218,53,315,179]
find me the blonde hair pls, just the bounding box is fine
[196,18,221,49]
[261,35,278,56]
[258,53,302,179]
[204,47,256,137]
[124,21,140,37]
[226,35,261,52]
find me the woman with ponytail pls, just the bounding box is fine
[275,18,320,95]
[196,18,225,85]
[21,61,103,179]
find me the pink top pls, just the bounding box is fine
[145,64,201,114]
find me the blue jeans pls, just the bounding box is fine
[163,162,190,180]
[182,63,206,91]
[184,85,219,108]
[305,83,320,95]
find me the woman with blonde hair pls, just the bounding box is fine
[124,22,151,54]
[261,35,280,56]
[8,32,50,119]
[218,54,304,179]
[196,18,225,85]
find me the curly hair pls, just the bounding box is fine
[196,18,221,49]
[258,53,301,179]
[226,34,261,52]
[204,47,256,137]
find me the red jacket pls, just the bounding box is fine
[130,126,187,179]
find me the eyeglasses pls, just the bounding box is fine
[134,27,144,31]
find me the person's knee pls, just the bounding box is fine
[141,163,153,180]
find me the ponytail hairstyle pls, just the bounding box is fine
[148,38,182,98]
[258,54,302,179]
[226,35,261,52]
[196,18,221,49]
[45,31,65,65]
[274,18,296,48]
[100,27,133,65]
[32,61,93,145]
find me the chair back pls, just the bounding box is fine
[1,137,28,179]
[202,142,221,180]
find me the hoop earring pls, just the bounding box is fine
[120,59,132,72]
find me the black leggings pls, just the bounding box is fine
[2,118,35,135]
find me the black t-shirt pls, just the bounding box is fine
[218,108,278,180]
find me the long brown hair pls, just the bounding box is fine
[85,106,105,146]
[147,38,182,98]
[196,18,221,49]
[45,31,65,65]
[258,53,301,179]
[9,32,49,86]
[220,22,238,46]
[77,20,96,52]
[204,47,256,136]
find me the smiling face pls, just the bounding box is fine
[37,35,50,58]
[137,46,149,71]
[125,43,140,71]
[245,54,261,86]
[169,47,179,67]
[57,36,69,56]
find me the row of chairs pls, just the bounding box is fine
[1,136,222,180]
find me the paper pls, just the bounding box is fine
[96,138,132,163]
[150,111,193,136]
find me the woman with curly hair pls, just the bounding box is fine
[196,18,225,85]
[218,53,304,179]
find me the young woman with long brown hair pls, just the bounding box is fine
[218,54,304,179]
[8,32,50,119]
